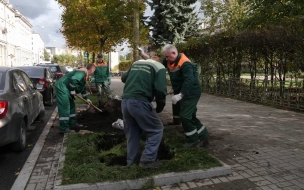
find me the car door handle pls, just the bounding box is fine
[23,97,28,102]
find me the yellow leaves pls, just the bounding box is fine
[60,0,147,52]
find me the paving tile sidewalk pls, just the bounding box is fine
[21,93,304,190]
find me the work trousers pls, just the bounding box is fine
[95,82,112,101]
[55,83,76,131]
[122,98,164,166]
[180,96,209,143]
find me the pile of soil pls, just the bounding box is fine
[76,99,123,133]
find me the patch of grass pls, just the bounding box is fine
[74,95,98,105]
[241,73,264,76]
[62,127,222,185]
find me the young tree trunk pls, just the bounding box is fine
[133,0,140,62]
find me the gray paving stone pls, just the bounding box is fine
[259,186,273,190]
[282,174,299,181]
[210,178,221,184]
[25,184,36,190]
[289,179,304,188]
[160,185,171,190]
[248,177,266,182]
[254,180,272,187]
[186,182,197,188]
[218,177,229,182]
[276,181,294,188]
[263,175,279,183]
[267,184,283,190]
[244,169,259,177]
[178,183,189,190]
[238,171,252,178]
[282,186,302,190]
[35,182,47,190]
[195,179,213,187]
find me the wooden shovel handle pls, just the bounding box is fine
[74,94,103,113]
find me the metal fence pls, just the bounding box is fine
[200,76,304,112]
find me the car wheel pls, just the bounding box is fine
[11,120,27,152]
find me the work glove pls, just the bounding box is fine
[70,90,76,95]
[137,47,143,53]
[156,100,166,113]
[87,99,92,105]
[172,93,182,104]
[137,47,146,58]
[70,95,75,100]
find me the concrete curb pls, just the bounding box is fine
[54,135,232,190]
[10,108,58,190]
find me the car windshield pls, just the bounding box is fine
[46,66,58,72]
[20,68,44,78]
[0,71,4,90]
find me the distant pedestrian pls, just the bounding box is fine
[121,56,167,168]
[55,64,95,134]
[93,53,112,106]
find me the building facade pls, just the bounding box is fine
[0,0,44,67]
[32,33,44,64]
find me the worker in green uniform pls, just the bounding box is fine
[138,47,181,125]
[93,53,112,106]
[121,56,167,168]
[55,64,96,134]
[162,44,209,148]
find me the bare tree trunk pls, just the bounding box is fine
[133,0,140,62]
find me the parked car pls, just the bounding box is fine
[17,66,56,106]
[36,63,64,80]
[59,65,74,74]
[63,65,74,73]
[0,67,45,151]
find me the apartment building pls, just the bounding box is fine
[0,0,45,66]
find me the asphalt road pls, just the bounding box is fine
[0,103,56,190]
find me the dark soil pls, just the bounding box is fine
[77,99,123,133]
[76,99,174,166]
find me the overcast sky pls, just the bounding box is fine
[9,0,200,55]
[10,0,65,48]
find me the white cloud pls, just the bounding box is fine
[10,0,65,47]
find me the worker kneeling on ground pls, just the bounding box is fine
[121,56,167,169]
[55,64,96,134]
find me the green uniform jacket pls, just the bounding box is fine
[121,59,167,102]
[93,62,110,83]
[162,53,201,100]
[55,70,88,99]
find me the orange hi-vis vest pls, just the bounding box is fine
[94,61,108,67]
[167,53,191,72]
[78,68,89,81]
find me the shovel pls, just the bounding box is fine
[74,94,103,113]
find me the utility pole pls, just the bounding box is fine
[133,0,140,62]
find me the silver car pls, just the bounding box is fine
[0,67,45,151]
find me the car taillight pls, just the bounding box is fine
[56,73,63,78]
[0,101,8,119]
[39,78,48,88]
